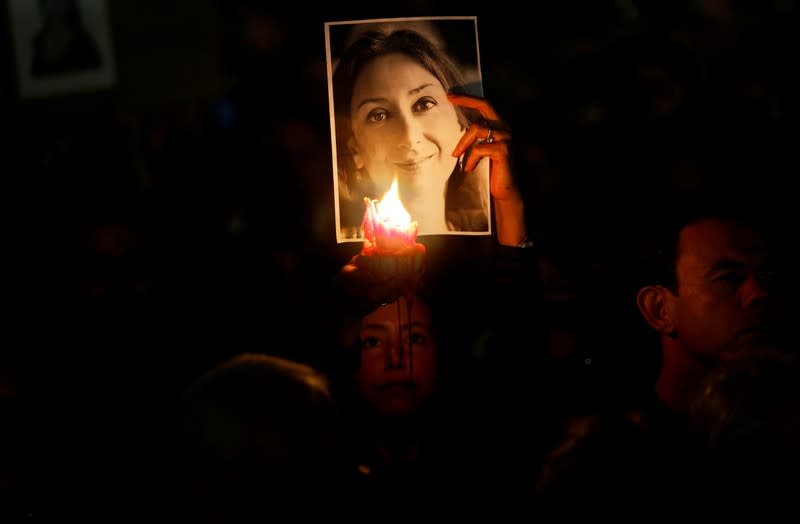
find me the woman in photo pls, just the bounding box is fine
[332,26,490,239]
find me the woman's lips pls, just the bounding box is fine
[377,380,416,391]
[394,154,435,171]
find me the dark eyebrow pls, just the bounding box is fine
[355,83,435,111]
[706,259,746,276]
[406,321,429,331]
[408,83,434,96]
[361,321,429,332]
[715,259,746,269]
[361,323,390,332]
[355,97,388,111]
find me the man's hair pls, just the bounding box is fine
[631,186,778,294]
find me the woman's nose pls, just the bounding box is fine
[385,338,407,370]
[395,112,423,150]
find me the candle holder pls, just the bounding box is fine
[357,243,426,280]
[357,196,426,282]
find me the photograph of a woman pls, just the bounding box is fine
[326,17,490,242]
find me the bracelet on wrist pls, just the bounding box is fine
[516,239,534,249]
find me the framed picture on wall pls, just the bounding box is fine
[6,0,116,98]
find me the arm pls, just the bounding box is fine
[448,95,553,487]
[447,93,527,247]
[447,94,540,319]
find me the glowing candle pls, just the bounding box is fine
[358,178,426,277]
[361,178,424,256]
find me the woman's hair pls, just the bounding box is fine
[322,257,467,414]
[332,29,472,232]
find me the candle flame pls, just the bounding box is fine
[376,178,411,227]
[361,177,419,255]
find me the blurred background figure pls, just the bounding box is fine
[688,346,800,511]
[175,352,360,522]
[531,409,692,516]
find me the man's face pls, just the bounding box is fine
[668,217,779,361]
[354,295,438,416]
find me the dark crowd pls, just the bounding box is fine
[3,1,799,522]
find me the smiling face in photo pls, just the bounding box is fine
[348,53,462,210]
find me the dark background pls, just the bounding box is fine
[3,0,798,426]
[2,2,798,518]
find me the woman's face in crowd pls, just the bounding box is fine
[348,53,462,203]
[354,295,438,416]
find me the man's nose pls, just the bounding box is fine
[740,273,770,309]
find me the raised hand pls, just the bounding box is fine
[448,93,527,246]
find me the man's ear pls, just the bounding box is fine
[347,136,364,169]
[636,285,677,338]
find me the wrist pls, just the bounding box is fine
[515,238,535,248]
[495,199,527,247]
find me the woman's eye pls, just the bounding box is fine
[360,336,382,349]
[366,109,389,123]
[409,333,427,345]
[412,96,437,113]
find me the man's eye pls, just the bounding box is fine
[714,272,745,284]
[757,270,778,283]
